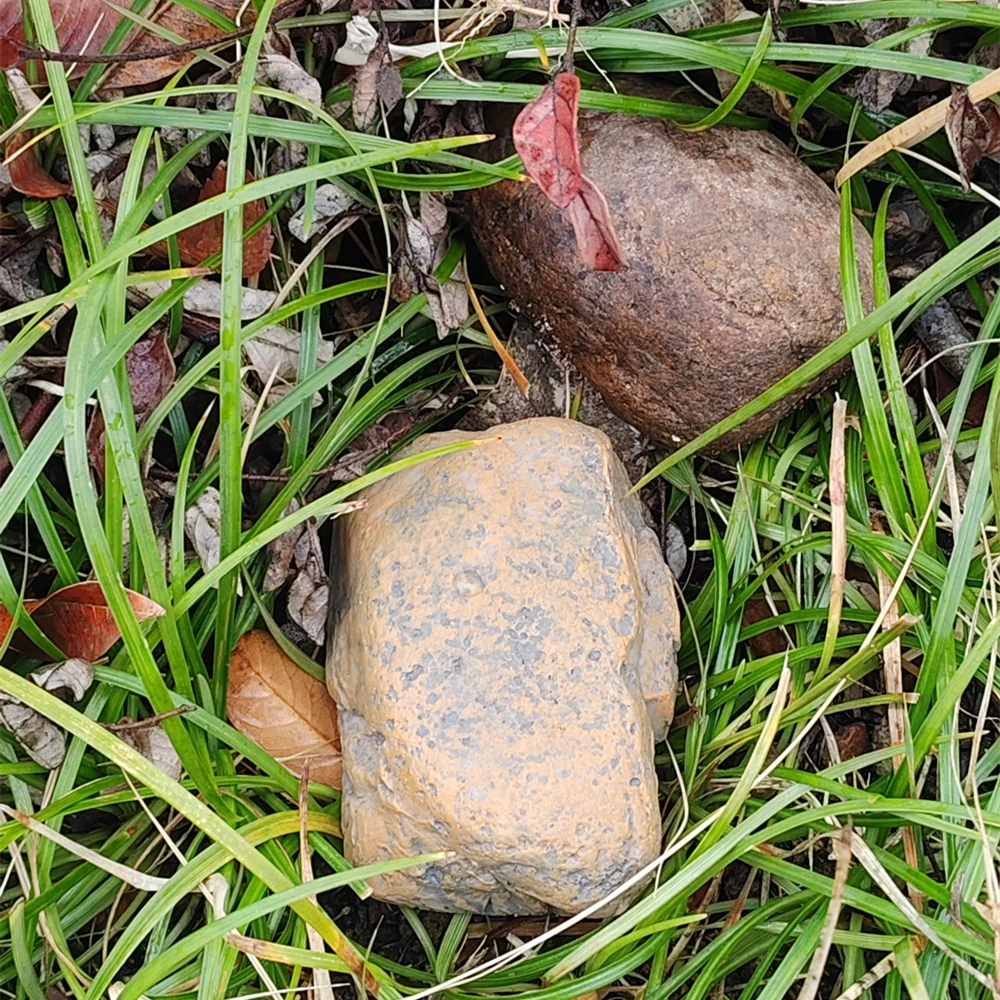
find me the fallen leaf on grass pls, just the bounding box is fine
[0,0,245,87]
[117,722,182,781]
[88,328,176,480]
[288,184,357,242]
[396,191,469,337]
[664,523,687,581]
[244,326,335,384]
[134,278,277,319]
[0,658,94,768]
[185,488,223,582]
[286,522,329,644]
[353,31,403,130]
[945,86,1000,191]
[4,133,71,200]
[836,66,1000,187]
[258,46,322,109]
[169,162,274,278]
[0,698,67,768]
[0,582,165,662]
[513,74,624,271]
[264,502,302,593]
[741,598,789,659]
[227,629,342,787]
[29,658,94,701]
[0,1,119,69]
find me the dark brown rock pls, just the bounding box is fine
[467,112,874,451]
[326,417,679,915]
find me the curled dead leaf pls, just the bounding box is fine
[512,74,624,272]
[945,86,1000,191]
[227,630,342,788]
[88,328,176,480]
[286,522,329,645]
[5,133,71,200]
[185,488,223,582]
[353,31,403,131]
[29,658,94,702]
[0,656,95,768]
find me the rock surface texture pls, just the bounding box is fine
[327,417,679,914]
[459,318,649,482]
[467,113,874,451]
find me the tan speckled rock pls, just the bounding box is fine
[326,417,679,915]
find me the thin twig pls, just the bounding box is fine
[558,0,583,74]
[103,706,194,732]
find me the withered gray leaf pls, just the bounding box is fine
[945,86,1000,190]
[664,523,688,581]
[264,500,304,593]
[30,658,94,702]
[0,656,95,767]
[118,722,182,781]
[286,522,329,644]
[352,32,402,130]
[185,488,223,582]
[0,698,66,769]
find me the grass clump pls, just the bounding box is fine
[1,0,1000,998]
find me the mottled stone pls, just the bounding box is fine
[326,417,679,915]
[467,111,874,451]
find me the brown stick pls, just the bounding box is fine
[8,0,310,66]
[559,0,583,74]
[104,706,194,732]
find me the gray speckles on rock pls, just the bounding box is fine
[327,417,680,915]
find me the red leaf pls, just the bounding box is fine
[87,328,176,480]
[4,132,71,200]
[511,73,625,271]
[564,176,625,272]
[173,162,274,278]
[512,73,582,209]
[2,582,166,662]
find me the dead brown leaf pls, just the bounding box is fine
[0,1,120,70]
[1,582,166,662]
[227,629,342,788]
[168,162,273,277]
[945,86,1000,191]
[396,191,469,337]
[4,133,71,200]
[0,0,246,86]
[741,598,789,659]
[88,328,176,480]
